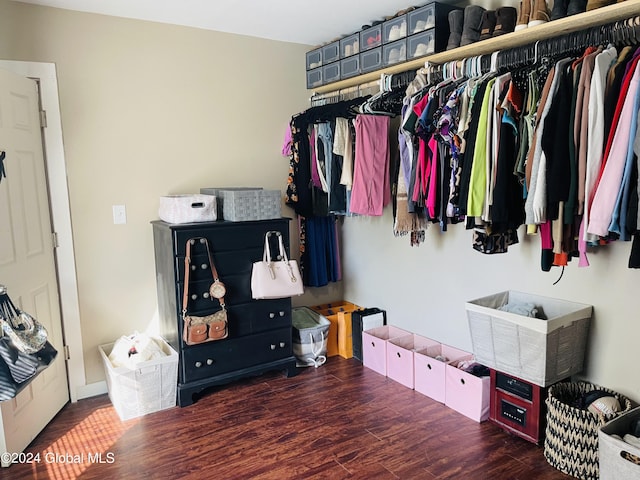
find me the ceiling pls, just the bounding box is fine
[14,0,431,46]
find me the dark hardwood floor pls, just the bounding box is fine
[1,357,571,479]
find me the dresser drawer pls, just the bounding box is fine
[231,299,291,333]
[181,327,292,382]
[178,273,252,310]
[179,284,290,338]
[176,247,262,283]
[173,220,290,256]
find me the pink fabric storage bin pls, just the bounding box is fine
[445,358,491,422]
[414,344,470,403]
[362,326,409,376]
[386,334,439,389]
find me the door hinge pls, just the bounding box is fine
[52,232,59,248]
[39,110,47,128]
[63,345,70,360]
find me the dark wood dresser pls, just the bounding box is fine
[152,218,297,406]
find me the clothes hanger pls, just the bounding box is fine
[490,51,500,73]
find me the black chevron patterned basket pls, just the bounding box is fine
[544,382,632,479]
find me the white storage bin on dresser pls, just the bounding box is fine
[362,325,409,376]
[445,357,491,422]
[386,334,439,389]
[414,344,471,404]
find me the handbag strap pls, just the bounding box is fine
[0,286,20,326]
[262,231,289,264]
[182,238,225,319]
[262,231,298,283]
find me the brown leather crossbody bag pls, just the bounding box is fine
[182,237,228,345]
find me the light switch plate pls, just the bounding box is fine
[112,205,127,225]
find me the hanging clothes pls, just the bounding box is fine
[349,114,391,216]
[588,58,640,237]
[299,215,341,287]
[287,98,368,218]
[286,20,640,273]
[582,46,618,245]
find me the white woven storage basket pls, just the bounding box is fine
[466,291,592,387]
[158,194,217,224]
[99,338,178,421]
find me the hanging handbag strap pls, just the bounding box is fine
[0,286,24,327]
[263,231,298,282]
[263,231,290,264]
[182,238,225,319]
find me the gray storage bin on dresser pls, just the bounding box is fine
[152,218,298,406]
[200,187,281,222]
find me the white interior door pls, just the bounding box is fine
[0,67,69,466]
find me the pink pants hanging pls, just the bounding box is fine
[350,114,391,216]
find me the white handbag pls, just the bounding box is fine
[158,194,217,224]
[251,231,304,299]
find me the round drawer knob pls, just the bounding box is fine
[269,313,275,319]
[270,344,276,350]
[199,238,206,244]
[191,294,198,300]
[191,265,197,271]
[203,292,210,299]
[279,311,285,317]
[201,263,208,270]
[279,342,285,348]
[206,359,214,366]
[195,361,202,368]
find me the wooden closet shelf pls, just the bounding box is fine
[309,0,640,95]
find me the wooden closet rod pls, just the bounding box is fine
[310,79,380,106]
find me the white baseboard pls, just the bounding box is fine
[75,381,108,400]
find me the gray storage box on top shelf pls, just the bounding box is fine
[466,291,592,387]
[200,187,281,222]
[306,48,322,70]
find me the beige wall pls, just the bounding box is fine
[2,0,341,386]
[343,210,640,403]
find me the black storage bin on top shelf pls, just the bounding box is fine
[407,2,461,55]
[305,1,462,87]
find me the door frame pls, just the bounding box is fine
[0,60,84,402]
